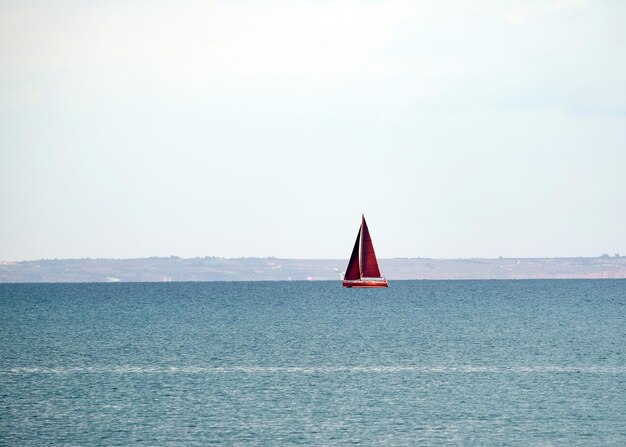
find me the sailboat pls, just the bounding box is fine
[342,214,388,288]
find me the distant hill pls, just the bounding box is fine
[1,256,625,283]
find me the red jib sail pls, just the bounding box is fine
[360,215,381,278]
[344,226,361,280]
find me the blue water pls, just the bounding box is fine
[1,280,625,445]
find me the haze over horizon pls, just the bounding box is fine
[2,1,625,262]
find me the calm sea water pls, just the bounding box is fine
[1,280,625,446]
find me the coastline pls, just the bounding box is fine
[1,256,624,283]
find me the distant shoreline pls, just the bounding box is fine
[1,256,624,283]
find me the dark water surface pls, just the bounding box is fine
[1,280,625,445]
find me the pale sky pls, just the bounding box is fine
[1,0,625,261]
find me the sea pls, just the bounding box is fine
[1,280,625,446]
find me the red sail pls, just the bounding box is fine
[360,215,381,278]
[344,226,361,280]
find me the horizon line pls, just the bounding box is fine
[2,254,622,263]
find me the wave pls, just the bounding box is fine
[1,365,625,375]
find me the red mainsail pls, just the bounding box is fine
[360,215,381,278]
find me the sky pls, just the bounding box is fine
[1,0,625,261]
